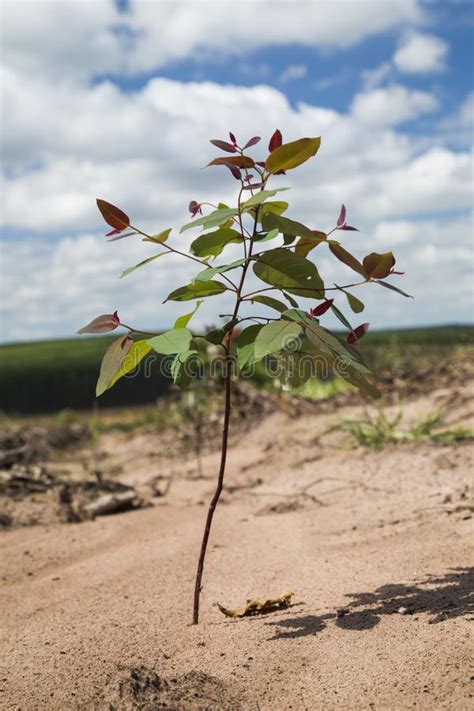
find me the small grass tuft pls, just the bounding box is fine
[321,407,474,450]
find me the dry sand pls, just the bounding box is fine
[1,385,473,710]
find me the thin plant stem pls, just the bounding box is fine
[192,179,265,625]
[241,280,368,301]
[130,224,239,291]
[192,347,232,625]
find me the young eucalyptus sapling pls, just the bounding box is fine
[78,129,410,624]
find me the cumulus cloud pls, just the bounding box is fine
[0,0,424,82]
[351,84,439,127]
[0,0,472,342]
[361,62,392,90]
[393,31,449,74]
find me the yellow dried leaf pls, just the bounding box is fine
[217,591,294,618]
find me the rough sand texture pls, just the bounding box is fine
[1,387,473,710]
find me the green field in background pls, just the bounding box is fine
[1,326,472,414]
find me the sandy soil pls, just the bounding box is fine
[1,385,473,710]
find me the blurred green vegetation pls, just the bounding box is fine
[0,325,472,414]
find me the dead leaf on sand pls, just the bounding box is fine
[217,591,294,618]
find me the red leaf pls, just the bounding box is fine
[243,136,261,149]
[268,129,282,152]
[340,224,359,231]
[96,199,130,231]
[242,182,264,190]
[337,204,346,227]
[188,200,202,217]
[77,311,120,335]
[210,139,237,153]
[229,131,237,145]
[256,161,266,168]
[208,156,255,168]
[227,165,242,180]
[347,323,369,344]
[310,299,333,317]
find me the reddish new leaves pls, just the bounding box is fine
[347,323,369,344]
[97,199,130,236]
[310,299,334,317]
[337,204,346,227]
[77,310,120,334]
[336,203,358,231]
[243,136,261,149]
[188,201,203,217]
[268,129,282,152]
[210,139,237,153]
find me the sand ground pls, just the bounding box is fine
[1,385,473,710]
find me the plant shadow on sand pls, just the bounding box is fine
[266,567,474,640]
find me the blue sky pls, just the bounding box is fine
[0,0,472,343]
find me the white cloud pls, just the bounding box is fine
[457,92,474,128]
[280,64,307,83]
[1,0,472,342]
[0,0,424,81]
[393,31,449,74]
[351,84,439,126]
[435,92,474,149]
[3,75,469,240]
[361,62,392,89]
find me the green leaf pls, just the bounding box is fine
[304,320,370,375]
[195,258,245,282]
[330,303,353,332]
[171,348,199,389]
[253,248,325,298]
[180,208,238,233]
[250,295,289,313]
[190,228,242,258]
[261,212,315,240]
[109,341,152,388]
[120,251,167,278]
[275,351,313,389]
[363,251,395,279]
[174,300,203,329]
[142,228,172,244]
[299,337,380,399]
[96,334,133,397]
[204,318,238,346]
[329,242,366,277]
[165,280,227,302]
[258,201,289,218]
[283,292,299,307]
[375,280,413,298]
[236,324,264,369]
[282,309,371,375]
[254,228,279,243]
[295,231,326,257]
[344,290,365,313]
[254,320,301,361]
[241,188,290,209]
[147,328,193,355]
[265,137,321,173]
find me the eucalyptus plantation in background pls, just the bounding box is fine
[78,128,409,623]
